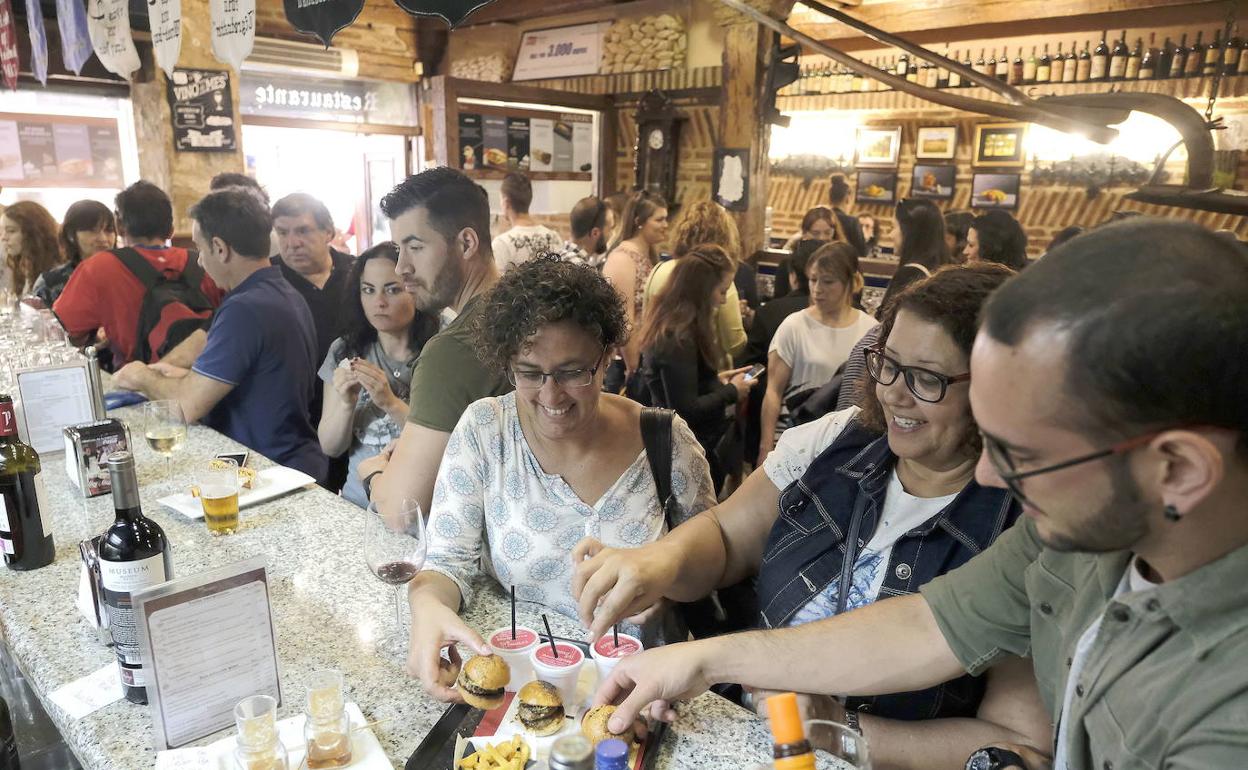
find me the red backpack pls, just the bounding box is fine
[111,247,215,363]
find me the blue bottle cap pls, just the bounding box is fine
[594,738,629,770]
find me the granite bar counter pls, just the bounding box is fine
[0,406,776,769]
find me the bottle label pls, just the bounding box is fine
[0,403,15,438]
[101,552,167,593]
[0,495,9,531]
[102,553,167,670]
[1126,59,1140,79]
[1240,55,1248,74]
[1226,48,1240,66]
[1091,59,1108,79]
[1036,65,1050,82]
[32,472,50,541]
[1109,58,1127,78]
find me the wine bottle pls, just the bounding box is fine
[937,48,950,89]
[1140,36,1157,80]
[1239,34,1248,75]
[1128,37,1144,80]
[1063,40,1078,82]
[895,53,909,77]
[948,50,963,88]
[1225,26,1243,75]
[1010,47,1024,85]
[906,58,919,83]
[1109,31,1129,80]
[1024,45,1038,84]
[1185,31,1204,77]
[922,60,938,88]
[1204,28,1223,76]
[0,694,19,770]
[1051,42,1066,83]
[975,48,988,77]
[0,395,54,572]
[99,451,173,705]
[995,47,1010,82]
[1036,44,1051,83]
[1168,35,1186,78]
[1076,41,1093,82]
[1090,31,1109,81]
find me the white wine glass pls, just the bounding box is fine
[363,498,426,657]
[144,400,187,480]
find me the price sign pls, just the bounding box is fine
[512,22,606,81]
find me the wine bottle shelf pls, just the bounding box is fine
[776,74,1248,113]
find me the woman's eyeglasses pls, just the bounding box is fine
[508,353,605,390]
[864,346,970,403]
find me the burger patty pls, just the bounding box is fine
[518,702,565,726]
[460,680,505,699]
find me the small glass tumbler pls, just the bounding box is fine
[303,670,352,769]
[234,695,289,770]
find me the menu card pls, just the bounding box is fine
[133,556,282,750]
[15,361,95,454]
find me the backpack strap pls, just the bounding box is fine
[640,407,677,529]
[111,247,164,289]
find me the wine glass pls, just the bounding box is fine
[364,498,427,657]
[807,720,871,769]
[144,400,187,480]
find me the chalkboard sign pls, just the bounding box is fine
[165,68,237,153]
[283,0,362,47]
[391,0,495,27]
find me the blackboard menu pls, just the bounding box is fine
[165,67,237,153]
[0,112,124,188]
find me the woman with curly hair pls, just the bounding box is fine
[1,201,62,297]
[317,242,439,508]
[33,199,116,307]
[405,256,715,703]
[642,199,747,364]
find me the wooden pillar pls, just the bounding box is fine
[130,0,245,237]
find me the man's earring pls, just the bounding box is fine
[1163,504,1182,522]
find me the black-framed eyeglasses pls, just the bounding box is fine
[507,352,605,390]
[864,346,970,403]
[982,429,1169,508]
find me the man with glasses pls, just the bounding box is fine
[592,219,1248,770]
[357,168,511,516]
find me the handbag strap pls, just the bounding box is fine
[835,492,871,616]
[640,407,676,528]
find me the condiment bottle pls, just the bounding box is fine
[767,692,816,770]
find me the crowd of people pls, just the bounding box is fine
[2,165,1245,770]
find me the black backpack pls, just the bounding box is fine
[112,247,215,363]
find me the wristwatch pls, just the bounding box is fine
[965,747,1027,770]
[362,470,384,500]
[843,708,862,735]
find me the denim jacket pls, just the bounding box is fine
[757,419,1021,721]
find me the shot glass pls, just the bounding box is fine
[234,695,288,770]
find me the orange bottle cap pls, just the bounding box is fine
[766,692,805,745]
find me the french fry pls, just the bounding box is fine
[484,743,508,767]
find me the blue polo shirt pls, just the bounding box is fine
[192,265,328,482]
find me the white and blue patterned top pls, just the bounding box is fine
[423,393,717,623]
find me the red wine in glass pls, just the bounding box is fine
[374,561,420,585]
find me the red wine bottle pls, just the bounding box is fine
[0,395,54,571]
[99,451,173,705]
[0,694,18,770]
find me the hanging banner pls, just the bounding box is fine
[0,0,18,90]
[210,0,255,71]
[150,0,182,78]
[86,0,140,78]
[390,0,495,28]
[56,0,93,75]
[283,0,362,48]
[25,0,48,85]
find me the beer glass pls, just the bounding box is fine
[200,458,241,535]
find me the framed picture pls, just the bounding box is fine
[916,126,957,160]
[971,172,1021,210]
[973,122,1028,168]
[855,127,902,167]
[911,164,956,199]
[856,170,898,204]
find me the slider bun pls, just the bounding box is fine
[457,655,510,710]
[517,679,562,707]
[581,705,635,746]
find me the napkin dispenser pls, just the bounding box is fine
[63,419,131,497]
[77,535,106,631]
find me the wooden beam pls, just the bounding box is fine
[450,77,613,111]
[718,22,771,255]
[461,0,634,26]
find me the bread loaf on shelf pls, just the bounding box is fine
[601,13,687,74]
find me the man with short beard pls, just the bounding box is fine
[592,218,1248,770]
[559,196,612,270]
[357,168,511,516]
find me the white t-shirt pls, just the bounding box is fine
[763,407,957,625]
[492,225,564,273]
[770,308,877,393]
[1054,559,1159,770]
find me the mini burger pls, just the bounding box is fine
[517,680,565,736]
[456,654,509,710]
[581,705,635,746]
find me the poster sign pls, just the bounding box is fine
[512,22,605,81]
[56,0,93,74]
[165,68,237,152]
[283,0,363,47]
[457,112,481,170]
[150,0,182,78]
[86,0,140,78]
[209,0,255,70]
[0,0,18,90]
[0,112,124,186]
[390,0,495,28]
[25,0,48,86]
[713,148,749,212]
[457,106,593,179]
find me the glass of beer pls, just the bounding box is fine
[200,458,241,535]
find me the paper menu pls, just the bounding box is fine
[15,362,95,454]
[48,663,124,720]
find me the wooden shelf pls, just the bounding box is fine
[518,66,723,96]
[776,74,1248,113]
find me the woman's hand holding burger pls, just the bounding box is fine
[405,596,492,702]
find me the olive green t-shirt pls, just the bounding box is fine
[406,296,511,433]
[920,517,1248,770]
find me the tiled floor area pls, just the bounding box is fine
[1,641,82,770]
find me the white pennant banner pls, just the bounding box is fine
[150,0,182,78]
[86,0,139,78]
[210,0,254,71]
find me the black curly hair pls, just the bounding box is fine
[475,254,627,372]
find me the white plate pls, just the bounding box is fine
[157,466,316,520]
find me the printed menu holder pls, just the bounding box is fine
[14,360,95,454]
[133,556,282,750]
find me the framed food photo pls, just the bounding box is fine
[973,122,1028,168]
[911,164,956,199]
[856,170,898,204]
[916,126,957,160]
[855,126,902,167]
[971,172,1021,210]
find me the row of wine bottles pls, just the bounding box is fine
[780,27,1248,96]
[0,395,172,707]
